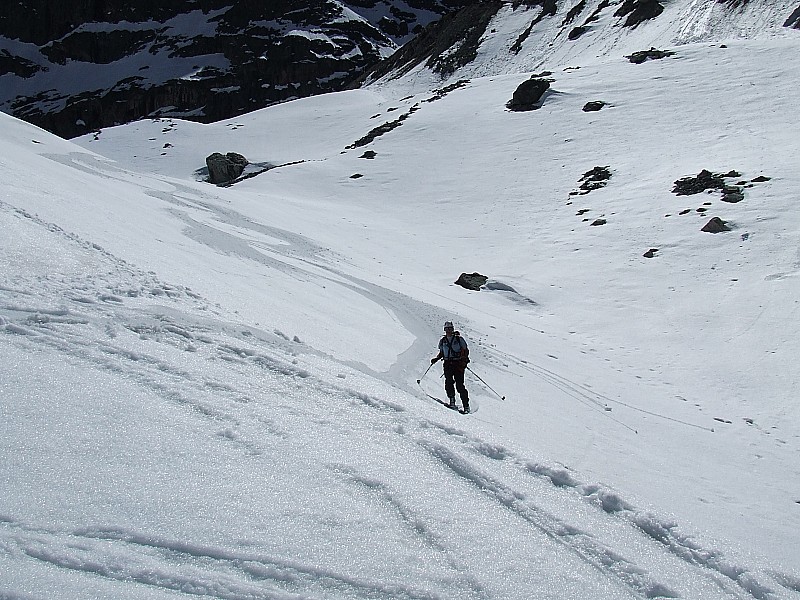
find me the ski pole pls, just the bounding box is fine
[416,362,435,384]
[466,366,505,400]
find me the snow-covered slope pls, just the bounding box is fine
[367,0,800,93]
[2,21,800,600]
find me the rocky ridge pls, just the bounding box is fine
[0,0,472,137]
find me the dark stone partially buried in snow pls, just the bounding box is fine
[206,152,248,185]
[701,217,731,233]
[578,166,612,193]
[507,77,551,111]
[583,101,606,112]
[721,185,744,203]
[455,272,488,291]
[625,47,675,64]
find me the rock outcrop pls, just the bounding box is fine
[0,0,472,138]
[455,272,488,291]
[506,77,551,111]
[206,152,248,185]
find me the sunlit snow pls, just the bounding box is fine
[2,4,800,599]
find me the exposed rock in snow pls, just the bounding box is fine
[206,152,248,185]
[701,216,732,233]
[506,77,551,111]
[455,272,488,291]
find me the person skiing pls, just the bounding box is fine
[431,321,470,413]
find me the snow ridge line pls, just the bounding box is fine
[331,465,490,599]
[417,421,792,600]
[416,438,681,599]
[0,517,444,600]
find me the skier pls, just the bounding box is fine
[431,321,470,413]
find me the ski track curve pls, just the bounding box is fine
[2,192,798,599]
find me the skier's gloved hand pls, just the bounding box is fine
[431,356,439,364]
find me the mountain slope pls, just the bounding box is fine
[365,0,800,91]
[3,25,800,598]
[0,0,472,138]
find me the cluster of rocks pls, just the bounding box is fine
[567,167,613,226]
[669,168,771,235]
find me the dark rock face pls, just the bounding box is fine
[206,152,248,185]
[360,1,503,81]
[568,26,588,40]
[0,0,472,138]
[614,0,664,27]
[506,77,551,111]
[785,4,800,28]
[455,272,488,291]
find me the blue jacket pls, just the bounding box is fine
[438,333,468,361]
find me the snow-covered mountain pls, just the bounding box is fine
[4,0,800,138]
[2,1,800,598]
[0,0,472,138]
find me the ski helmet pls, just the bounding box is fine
[443,321,454,331]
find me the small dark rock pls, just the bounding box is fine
[751,175,771,183]
[722,170,741,178]
[507,77,551,111]
[350,173,364,179]
[582,101,606,112]
[590,218,607,226]
[701,217,731,233]
[721,186,744,203]
[643,248,659,258]
[455,272,489,291]
[626,47,675,64]
[359,151,377,159]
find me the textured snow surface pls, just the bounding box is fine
[2,17,800,600]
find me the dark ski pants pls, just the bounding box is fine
[443,361,469,408]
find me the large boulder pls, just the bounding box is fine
[506,77,551,111]
[206,152,248,185]
[455,272,488,291]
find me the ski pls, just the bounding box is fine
[423,392,469,414]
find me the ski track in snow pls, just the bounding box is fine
[2,198,797,599]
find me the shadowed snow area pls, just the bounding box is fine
[2,12,800,600]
